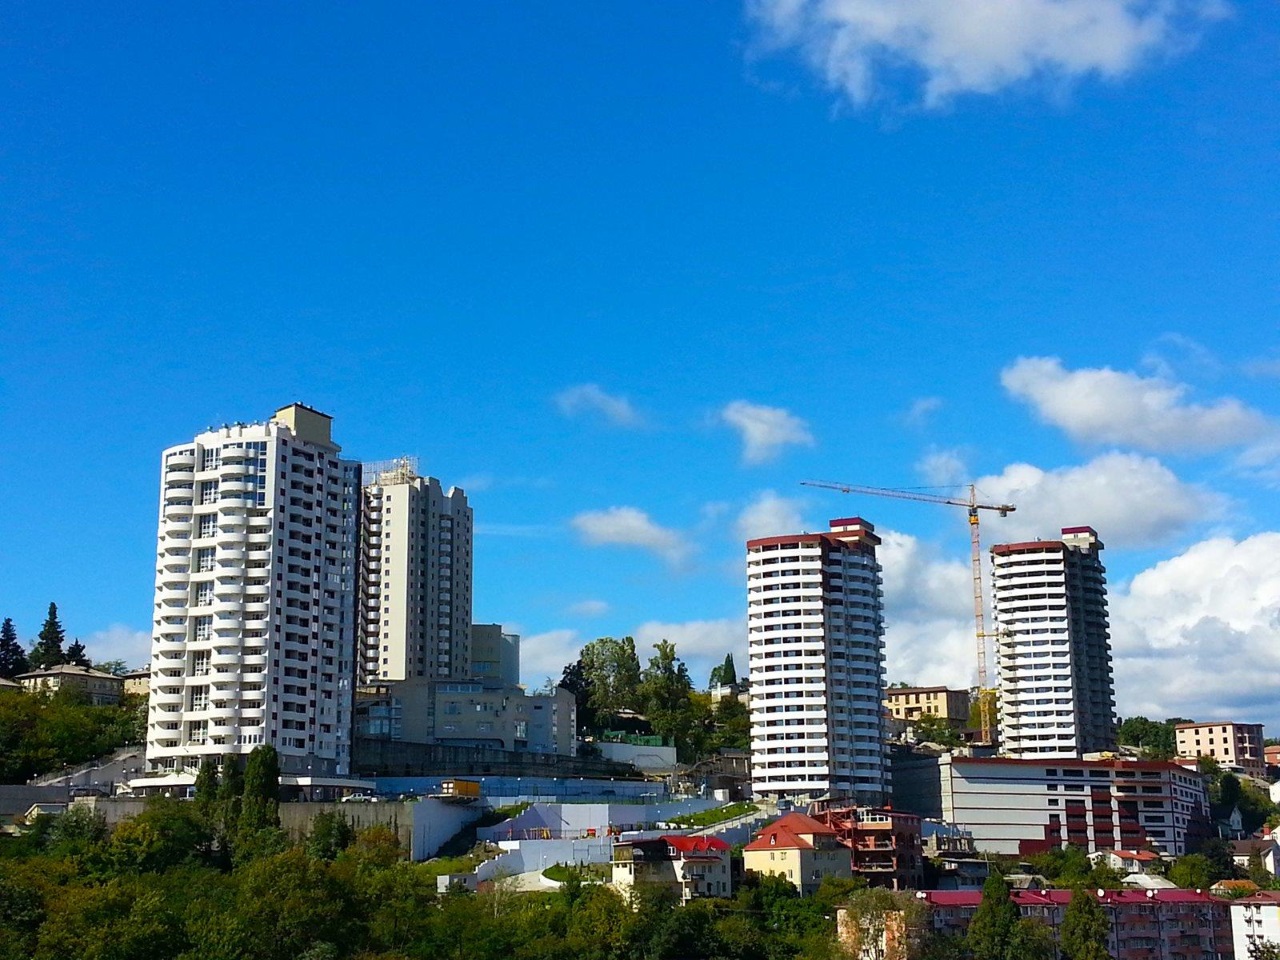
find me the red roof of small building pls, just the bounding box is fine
[662,835,730,857]
[743,812,838,852]
[1110,849,1160,862]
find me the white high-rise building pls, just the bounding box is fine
[992,525,1117,759]
[747,517,888,804]
[358,459,472,683]
[146,404,360,777]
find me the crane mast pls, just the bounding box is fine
[801,480,1015,746]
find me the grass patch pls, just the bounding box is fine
[668,802,759,829]
[421,841,502,878]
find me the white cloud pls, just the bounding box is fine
[974,451,1220,549]
[84,624,150,668]
[571,506,692,564]
[1111,533,1280,726]
[568,599,610,618]
[633,618,745,688]
[747,0,1227,108]
[915,447,968,486]
[519,628,582,689]
[735,490,808,542]
[878,531,981,688]
[720,400,815,465]
[903,396,943,426]
[555,384,644,428]
[1002,356,1270,453]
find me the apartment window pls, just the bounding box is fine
[198,514,218,538]
[192,650,211,676]
[200,448,220,471]
[189,686,209,711]
[196,582,214,606]
[200,480,219,505]
[196,548,216,573]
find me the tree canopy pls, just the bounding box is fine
[0,618,28,679]
[28,603,67,672]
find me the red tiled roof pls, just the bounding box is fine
[743,812,839,852]
[1111,849,1160,862]
[662,835,730,855]
[918,889,1221,907]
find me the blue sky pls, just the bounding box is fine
[2,3,1279,725]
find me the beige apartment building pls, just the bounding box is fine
[1176,721,1265,778]
[17,665,124,706]
[884,686,970,725]
[743,811,852,895]
[612,835,732,903]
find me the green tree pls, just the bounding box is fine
[1249,942,1280,960]
[1007,917,1057,960]
[1060,887,1111,960]
[28,603,67,671]
[194,755,220,822]
[1115,716,1178,760]
[1169,854,1212,890]
[63,639,90,668]
[559,658,600,735]
[0,618,28,679]
[218,756,244,832]
[967,872,1019,960]
[307,812,356,861]
[637,640,696,758]
[580,636,643,718]
[239,745,281,833]
[710,692,750,751]
[1249,850,1273,888]
[915,712,963,749]
[709,653,737,688]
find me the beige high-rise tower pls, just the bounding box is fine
[358,459,472,683]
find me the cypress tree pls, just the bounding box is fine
[239,744,281,832]
[967,872,1019,960]
[1060,888,1111,960]
[218,755,245,833]
[64,639,91,668]
[28,603,67,671]
[193,755,220,821]
[0,618,28,679]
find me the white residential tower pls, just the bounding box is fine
[146,404,360,777]
[747,517,888,804]
[992,525,1117,759]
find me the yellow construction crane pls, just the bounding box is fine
[801,480,1015,745]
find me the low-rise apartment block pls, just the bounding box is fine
[355,679,576,756]
[808,803,925,890]
[922,889,1233,960]
[935,755,1210,857]
[1231,892,1280,959]
[612,835,732,903]
[1176,721,1265,779]
[17,665,124,706]
[883,686,969,725]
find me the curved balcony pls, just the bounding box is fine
[219,479,248,495]
[219,509,248,528]
[246,550,272,564]
[207,704,240,721]
[243,601,270,618]
[219,460,250,477]
[157,620,187,639]
[218,548,247,563]
[239,708,265,724]
[242,653,269,670]
[162,552,191,569]
[152,687,184,706]
[213,616,243,634]
[211,649,242,667]
[217,527,247,549]
[218,500,248,515]
[164,500,194,518]
[166,450,196,468]
[246,532,272,547]
[164,485,195,503]
[159,569,189,589]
